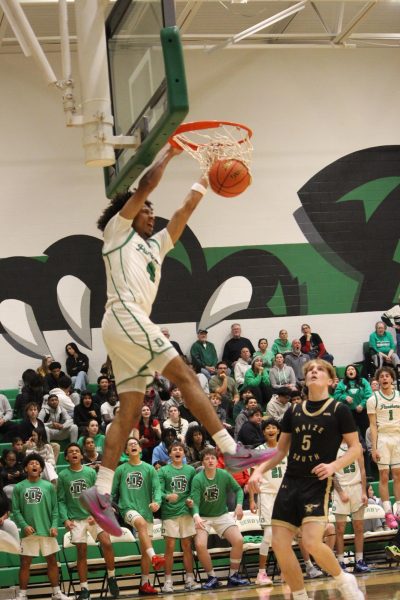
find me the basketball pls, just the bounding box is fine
[208,158,252,197]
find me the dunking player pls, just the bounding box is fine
[249,359,364,600]
[80,145,275,535]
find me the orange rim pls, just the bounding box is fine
[169,120,252,150]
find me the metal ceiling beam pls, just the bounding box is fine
[333,0,378,45]
[177,0,203,33]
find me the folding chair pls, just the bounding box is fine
[62,530,105,597]
[236,510,263,580]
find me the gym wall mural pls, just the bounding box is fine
[0,145,399,360]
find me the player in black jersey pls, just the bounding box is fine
[249,359,364,600]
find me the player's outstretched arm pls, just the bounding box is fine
[120,145,181,222]
[167,175,208,244]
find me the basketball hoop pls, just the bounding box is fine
[169,120,253,176]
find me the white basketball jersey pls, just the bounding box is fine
[367,389,400,434]
[334,443,361,487]
[258,445,287,494]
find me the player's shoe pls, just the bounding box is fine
[306,564,323,578]
[79,487,122,536]
[138,582,158,595]
[52,592,70,600]
[151,555,165,570]
[385,512,398,530]
[385,545,400,561]
[108,576,120,598]
[339,561,349,572]
[353,559,370,574]
[224,443,278,473]
[227,572,250,587]
[336,572,364,600]
[184,580,202,591]
[161,582,174,593]
[202,576,221,590]
[77,590,90,600]
[255,572,273,585]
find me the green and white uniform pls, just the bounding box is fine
[191,468,244,538]
[331,443,364,518]
[367,389,400,468]
[102,214,177,394]
[159,463,196,538]
[13,478,59,556]
[112,461,161,525]
[257,446,287,527]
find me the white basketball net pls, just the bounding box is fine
[171,124,253,176]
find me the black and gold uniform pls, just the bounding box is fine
[272,397,356,531]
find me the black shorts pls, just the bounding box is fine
[271,475,332,531]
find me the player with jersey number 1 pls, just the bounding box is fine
[80,144,276,536]
[249,359,364,600]
[367,366,400,529]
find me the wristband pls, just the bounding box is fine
[191,182,207,196]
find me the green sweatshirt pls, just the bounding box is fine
[158,463,196,520]
[369,331,396,355]
[190,341,218,370]
[253,349,275,369]
[57,466,96,523]
[244,367,270,387]
[271,339,292,356]
[77,434,105,454]
[12,478,58,537]
[333,378,372,410]
[191,468,244,517]
[112,461,161,523]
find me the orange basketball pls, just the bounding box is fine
[208,159,252,197]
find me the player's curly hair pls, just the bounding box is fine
[97,190,153,231]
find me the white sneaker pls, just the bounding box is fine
[184,580,202,591]
[337,573,364,600]
[306,565,323,579]
[161,582,174,593]
[52,592,69,600]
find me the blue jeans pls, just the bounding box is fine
[71,371,89,392]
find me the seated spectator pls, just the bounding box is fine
[39,393,79,443]
[188,363,209,394]
[364,484,385,533]
[185,425,213,470]
[369,320,400,370]
[162,406,189,442]
[152,428,179,469]
[36,355,54,379]
[381,295,400,356]
[11,437,25,470]
[266,387,292,422]
[234,347,252,387]
[222,323,255,369]
[234,395,259,440]
[19,401,47,443]
[237,407,264,447]
[93,375,113,408]
[14,370,45,418]
[82,435,103,471]
[243,356,272,409]
[73,391,101,435]
[132,405,162,463]
[152,371,171,400]
[100,389,119,430]
[334,364,372,440]
[0,393,17,441]
[49,375,79,417]
[25,429,58,485]
[161,327,185,358]
[271,329,292,356]
[143,386,164,423]
[65,342,89,392]
[44,361,66,393]
[162,385,185,420]
[1,449,26,498]
[100,355,115,381]
[253,338,275,369]
[190,329,218,379]
[300,324,334,364]
[209,392,232,431]
[269,353,297,391]
[232,387,254,422]
[78,419,105,454]
[209,361,239,413]
[290,389,303,405]
[285,340,308,387]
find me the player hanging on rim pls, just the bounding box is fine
[249,359,364,600]
[80,144,276,535]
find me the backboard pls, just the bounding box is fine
[104,0,189,198]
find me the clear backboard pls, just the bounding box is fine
[104,0,189,198]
